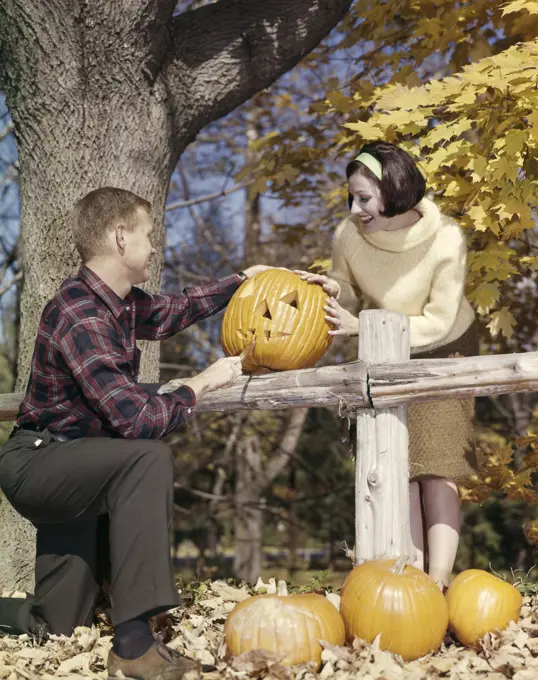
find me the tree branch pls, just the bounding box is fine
[0,271,22,298]
[165,0,352,147]
[0,121,13,142]
[263,408,309,487]
[165,180,250,211]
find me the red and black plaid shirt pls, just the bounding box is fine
[17,265,245,439]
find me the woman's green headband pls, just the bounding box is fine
[354,152,383,181]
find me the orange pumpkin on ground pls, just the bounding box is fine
[340,557,449,661]
[445,569,523,647]
[221,269,332,373]
[224,580,345,669]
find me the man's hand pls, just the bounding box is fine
[198,356,244,391]
[324,297,359,336]
[158,356,244,400]
[294,270,340,298]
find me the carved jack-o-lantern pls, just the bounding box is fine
[221,269,332,373]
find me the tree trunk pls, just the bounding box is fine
[233,409,308,582]
[234,435,263,583]
[288,462,298,577]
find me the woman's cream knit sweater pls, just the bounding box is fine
[329,197,475,353]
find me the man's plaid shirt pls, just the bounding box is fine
[17,265,244,439]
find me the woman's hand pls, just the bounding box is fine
[324,297,359,336]
[294,270,340,298]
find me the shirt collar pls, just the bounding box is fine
[78,265,130,319]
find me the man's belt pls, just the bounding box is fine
[10,423,69,442]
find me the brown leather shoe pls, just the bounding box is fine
[108,642,201,680]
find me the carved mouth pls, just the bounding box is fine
[236,329,291,340]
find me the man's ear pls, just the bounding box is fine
[115,224,126,251]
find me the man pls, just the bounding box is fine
[0,187,271,680]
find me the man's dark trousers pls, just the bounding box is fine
[0,429,180,636]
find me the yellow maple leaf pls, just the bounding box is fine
[443,180,465,197]
[250,176,268,195]
[469,282,500,313]
[487,307,516,339]
[484,263,518,282]
[526,110,538,143]
[309,258,331,273]
[469,245,515,272]
[524,520,538,548]
[502,0,538,16]
[503,129,528,156]
[376,84,433,110]
[468,204,496,232]
[520,256,538,270]
[491,156,520,183]
[468,156,489,182]
[342,121,384,139]
[493,197,523,220]
[326,90,355,114]
[425,119,473,147]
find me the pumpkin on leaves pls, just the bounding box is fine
[445,569,523,647]
[221,269,332,373]
[340,557,448,661]
[224,580,345,669]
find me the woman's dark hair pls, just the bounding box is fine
[346,141,426,216]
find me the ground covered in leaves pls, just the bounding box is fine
[1,581,537,680]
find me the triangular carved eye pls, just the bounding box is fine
[280,291,299,310]
[255,300,272,319]
[236,329,256,340]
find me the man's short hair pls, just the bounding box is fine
[70,187,152,262]
[346,141,426,217]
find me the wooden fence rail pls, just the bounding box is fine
[1,347,537,421]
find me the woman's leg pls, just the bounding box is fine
[422,478,461,589]
[409,481,425,571]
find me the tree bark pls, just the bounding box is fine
[0,0,351,592]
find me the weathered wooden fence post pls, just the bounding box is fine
[355,309,415,563]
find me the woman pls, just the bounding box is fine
[301,141,478,589]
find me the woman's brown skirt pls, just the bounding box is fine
[408,322,479,483]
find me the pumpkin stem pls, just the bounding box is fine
[277,580,289,596]
[391,555,409,575]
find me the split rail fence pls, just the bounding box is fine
[1,310,537,563]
